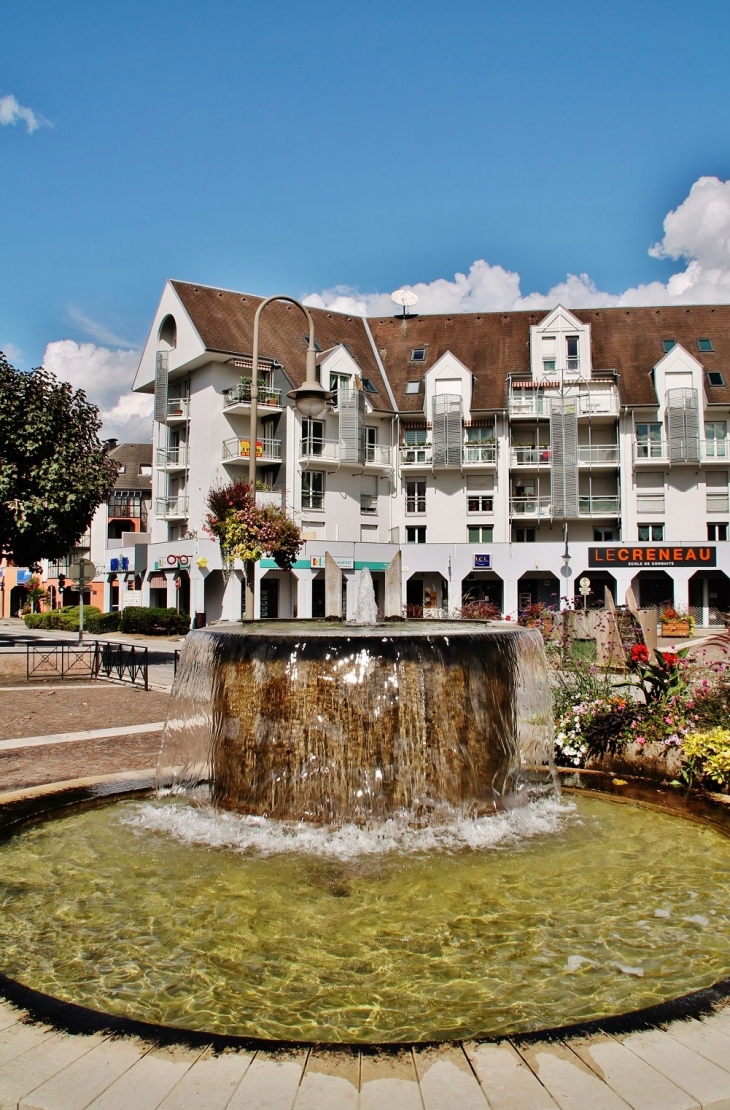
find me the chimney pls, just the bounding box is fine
[104,438,118,451]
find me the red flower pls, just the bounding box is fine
[630,643,649,665]
[660,652,679,669]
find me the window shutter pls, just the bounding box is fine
[432,394,463,467]
[339,388,365,463]
[550,397,578,516]
[154,351,169,423]
[667,388,700,462]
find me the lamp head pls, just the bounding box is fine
[287,381,331,418]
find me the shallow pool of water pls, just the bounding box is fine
[0,794,728,1042]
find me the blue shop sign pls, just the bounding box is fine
[473,553,491,570]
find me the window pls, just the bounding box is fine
[467,494,494,513]
[330,373,350,393]
[405,428,426,445]
[302,336,322,352]
[301,471,325,510]
[117,465,126,474]
[466,425,494,443]
[662,339,676,353]
[708,523,728,541]
[410,348,426,362]
[360,476,377,515]
[705,421,727,457]
[406,526,426,543]
[406,479,426,513]
[302,419,324,455]
[635,423,664,458]
[514,528,536,542]
[708,372,726,387]
[638,524,664,541]
[362,378,378,393]
[139,464,152,476]
[566,336,580,371]
[707,470,729,512]
[593,527,614,541]
[697,338,714,353]
[405,380,421,394]
[468,526,493,543]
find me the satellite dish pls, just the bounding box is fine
[391,288,419,309]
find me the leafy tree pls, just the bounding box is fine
[0,353,119,567]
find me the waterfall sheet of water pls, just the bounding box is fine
[157,622,557,823]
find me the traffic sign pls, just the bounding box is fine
[579,577,591,592]
[69,558,96,584]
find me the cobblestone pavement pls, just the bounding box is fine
[0,684,170,743]
[0,731,164,791]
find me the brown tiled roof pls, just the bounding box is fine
[171,282,393,412]
[369,305,730,410]
[171,282,730,412]
[109,443,152,491]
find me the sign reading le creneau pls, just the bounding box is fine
[589,546,716,568]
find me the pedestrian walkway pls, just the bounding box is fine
[0,996,728,1109]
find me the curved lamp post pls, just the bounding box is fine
[245,295,329,621]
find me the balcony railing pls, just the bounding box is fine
[365,444,392,467]
[400,445,433,466]
[510,497,553,518]
[579,496,621,515]
[360,495,378,515]
[509,389,618,418]
[300,438,339,464]
[702,439,730,461]
[165,397,189,421]
[224,384,282,409]
[155,496,189,519]
[634,438,668,462]
[511,446,552,466]
[156,447,189,469]
[578,445,620,464]
[223,437,282,463]
[463,443,497,464]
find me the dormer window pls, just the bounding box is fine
[302,336,322,352]
[410,348,426,362]
[405,380,421,394]
[708,372,726,387]
[698,338,714,353]
[362,378,378,393]
[566,336,580,371]
[662,339,676,353]
[139,464,152,476]
[331,372,350,393]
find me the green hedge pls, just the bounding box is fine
[24,606,102,632]
[85,610,121,634]
[119,607,190,636]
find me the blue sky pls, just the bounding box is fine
[3,0,730,435]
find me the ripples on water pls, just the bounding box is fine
[0,794,728,1042]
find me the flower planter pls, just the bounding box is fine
[661,620,692,638]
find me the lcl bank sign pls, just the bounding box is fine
[589,546,717,568]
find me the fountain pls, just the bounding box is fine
[0,610,729,1044]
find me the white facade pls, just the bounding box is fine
[94,289,730,626]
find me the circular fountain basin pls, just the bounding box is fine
[0,789,728,1043]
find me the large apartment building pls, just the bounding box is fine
[99,281,730,625]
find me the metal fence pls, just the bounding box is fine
[26,642,149,689]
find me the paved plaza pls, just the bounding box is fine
[0,668,728,1108]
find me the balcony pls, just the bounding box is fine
[510,497,553,518]
[508,387,619,419]
[364,444,392,469]
[400,445,433,468]
[164,397,189,424]
[155,496,189,520]
[156,447,189,470]
[299,440,393,470]
[223,437,282,464]
[579,496,621,516]
[463,443,498,467]
[510,446,552,468]
[578,445,620,465]
[702,439,730,464]
[223,384,283,413]
[633,439,669,464]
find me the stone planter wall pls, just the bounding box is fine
[585,739,683,782]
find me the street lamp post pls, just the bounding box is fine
[244,296,330,622]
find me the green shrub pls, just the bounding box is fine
[84,610,120,634]
[119,606,190,636]
[681,728,730,789]
[23,606,101,632]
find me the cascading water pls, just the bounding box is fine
[157,621,557,822]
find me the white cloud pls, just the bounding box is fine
[42,340,151,443]
[1,342,22,363]
[67,306,137,349]
[0,94,49,134]
[305,175,730,315]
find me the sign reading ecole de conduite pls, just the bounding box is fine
[589,546,716,568]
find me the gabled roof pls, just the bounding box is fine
[108,443,153,491]
[170,282,393,412]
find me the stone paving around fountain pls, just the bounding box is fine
[0,677,729,1108]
